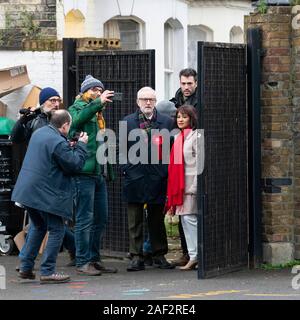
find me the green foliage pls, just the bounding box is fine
[4,11,13,29]
[261,260,300,270]
[0,9,41,48]
[291,0,300,5]
[257,0,268,14]
[0,12,15,47]
[20,11,41,39]
[164,217,179,238]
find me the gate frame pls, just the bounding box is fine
[62,45,156,256]
[247,27,263,268]
[197,41,250,279]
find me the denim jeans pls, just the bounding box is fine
[19,208,65,276]
[74,175,108,267]
[62,224,75,256]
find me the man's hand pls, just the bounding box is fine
[78,132,88,144]
[100,90,114,105]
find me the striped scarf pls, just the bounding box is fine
[138,108,157,135]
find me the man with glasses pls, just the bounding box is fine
[11,87,61,143]
[11,87,76,268]
[121,86,175,271]
[68,75,118,276]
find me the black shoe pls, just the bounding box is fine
[143,253,153,266]
[92,262,118,273]
[153,256,175,269]
[18,270,36,280]
[127,257,145,272]
[66,252,76,267]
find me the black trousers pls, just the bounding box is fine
[127,203,168,257]
[179,216,189,256]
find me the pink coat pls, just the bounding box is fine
[175,130,198,215]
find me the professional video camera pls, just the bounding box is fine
[19,108,41,117]
[18,108,41,124]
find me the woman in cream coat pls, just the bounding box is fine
[167,105,199,270]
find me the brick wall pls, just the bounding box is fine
[245,6,300,263]
[291,6,300,259]
[0,0,57,49]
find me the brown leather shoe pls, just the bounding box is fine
[76,262,102,276]
[91,262,118,273]
[171,254,190,267]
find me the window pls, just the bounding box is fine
[164,18,184,99]
[64,10,85,38]
[104,19,139,50]
[164,22,173,99]
[230,26,244,44]
[188,25,213,71]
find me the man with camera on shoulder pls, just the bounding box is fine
[11,87,61,144]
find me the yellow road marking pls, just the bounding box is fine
[245,293,300,297]
[161,290,300,299]
[161,290,248,299]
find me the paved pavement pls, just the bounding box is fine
[1,251,300,300]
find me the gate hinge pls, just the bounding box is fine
[69,65,77,73]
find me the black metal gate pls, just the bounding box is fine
[64,45,155,255]
[197,42,248,278]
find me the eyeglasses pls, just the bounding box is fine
[139,98,156,103]
[90,87,103,93]
[48,98,62,104]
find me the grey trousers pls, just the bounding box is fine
[127,203,168,258]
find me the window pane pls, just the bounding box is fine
[118,20,139,50]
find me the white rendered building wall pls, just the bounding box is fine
[0,50,62,120]
[188,1,253,43]
[58,0,188,102]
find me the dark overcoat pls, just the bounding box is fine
[120,110,174,204]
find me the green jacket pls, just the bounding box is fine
[68,97,115,180]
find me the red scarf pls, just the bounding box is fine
[166,128,192,210]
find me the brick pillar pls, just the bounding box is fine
[291,6,300,259]
[245,6,295,264]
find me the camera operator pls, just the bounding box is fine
[10,87,77,268]
[11,87,61,144]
